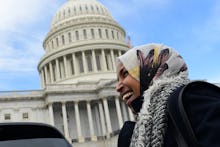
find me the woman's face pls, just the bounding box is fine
[116,62,140,107]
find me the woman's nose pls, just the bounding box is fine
[116,81,123,92]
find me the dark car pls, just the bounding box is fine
[0,122,72,147]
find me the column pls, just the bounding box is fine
[48,103,54,126]
[101,49,107,71]
[72,53,79,75]
[44,66,49,84]
[103,98,112,138]
[110,49,116,71]
[63,56,68,78]
[55,59,60,80]
[86,101,97,141]
[82,51,88,73]
[115,97,123,128]
[92,50,97,72]
[98,101,106,136]
[49,62,54,83]
[128,107,135,121]
[118,50,122,56]
[40,70,45,88]
[61,102,70,140]
[121,102,128,121]
[74,101,84,142]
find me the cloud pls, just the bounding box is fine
[0,0,63,73]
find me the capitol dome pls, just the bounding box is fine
[51,0,113,29]
[38,0,128,88]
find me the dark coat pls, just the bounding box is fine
[118,81,220,147]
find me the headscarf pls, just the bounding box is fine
[117,43,189,147]
[117,43,187,95]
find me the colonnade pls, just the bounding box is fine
[40,49,124,88]
[48,96,134,143]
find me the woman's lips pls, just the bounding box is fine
[122,92,133,105]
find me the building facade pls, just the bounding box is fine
[0,0,135,146]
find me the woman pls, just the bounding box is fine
[116,43,189,147]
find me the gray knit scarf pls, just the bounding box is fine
[130,72,189,147]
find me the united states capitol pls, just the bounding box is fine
[0,0,135,146]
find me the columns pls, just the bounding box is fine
[98,101,106,136]
[82,51,88,73]
[92,50,97,72]
[40,70,45,88]
[118,50,122,56]
[74,101,84,142]
[72,53,79,75]
[48,103,54,126]
[110,49,116,71]
[101,49,107,71]
[102,98,112,137]
[61,102,70,140]
[115,97,123,128]
[44,66,49,84]
[55,59,60,80]
[49,62,54,83]
[86,101,97,141]
[121,102,128,121]
[128,107,135,121]
[63,56,68,78]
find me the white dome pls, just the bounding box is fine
[51,0,113,29]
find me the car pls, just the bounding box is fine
[0,122,72,147]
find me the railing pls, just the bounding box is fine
[0,90,44,98]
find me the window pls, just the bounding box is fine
[68,32,72,43]
[56,38,59,47]
[51,40,54,49]
[98,29,102,38]
[75,31,79,40]
[61,35,65,45]
[4,113,11,120]
[91,29,95,39]
[83,29,87,39]
[105,29,109,39]
[91,5,94,12]
[112,30,114,39]
[22,113,29,119]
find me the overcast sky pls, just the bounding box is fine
[1,0,220,91]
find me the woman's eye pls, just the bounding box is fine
[122,70,128,78]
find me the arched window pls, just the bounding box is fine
[61,35,65,45]
[98,29,102,38]
[51,40,54,49]
[79,6,82,12]
[85,5,88,12]
[68,32,72,43]
[105,29,109,39]
[91,5,94,12]
[112,30,114,39]
[56,38,59,47]
[74,6,76,14]
[63,10,65,18]
[75,31,79,40]
[91,29,95,39]
[83,29,87,39]
[68,8,71,16]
